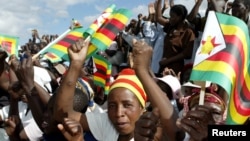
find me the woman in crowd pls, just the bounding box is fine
[53,38,147,141]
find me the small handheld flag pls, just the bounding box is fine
[83,4,116,38]
[0,34,19,57]
[190,11,250,125]
[92,54,112,94]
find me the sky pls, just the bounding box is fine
[0,0,208,46]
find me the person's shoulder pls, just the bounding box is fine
[182,22,196,35]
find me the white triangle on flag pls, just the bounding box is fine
[193,11,226,66]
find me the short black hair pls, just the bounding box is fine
[51,87,89,114]
[170,4,188,21]
[73,88,89,113]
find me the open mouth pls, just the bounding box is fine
[116,122,128,129]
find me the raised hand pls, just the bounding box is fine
[57,118,84,141]
[4,115,20,137]
[68,38,90,64]
[163,0,169,9]
[176,105,215,141]
[162,67,176,76]
[132,39,153,72]
[134,108,160,141]
[149,2,156,14]
[13,52,34,94]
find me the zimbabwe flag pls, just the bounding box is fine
[90,8,132,51]
[83,4,116,38]
[190,11,250,124]
[0,34,19,56]
[92,54,112,94]
[40,27,97,61]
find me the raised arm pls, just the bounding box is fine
[132,39,183,141]
[53,38,90,131]
[186,0,203,23]
[155,0,169,26]
[11,54,49,132]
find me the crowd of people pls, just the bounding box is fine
[0,0,250,140]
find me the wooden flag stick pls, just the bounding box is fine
[199,81,206,105]
[194,81,206,105]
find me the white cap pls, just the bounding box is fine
[157,75,181,99]
[181,81,211,96]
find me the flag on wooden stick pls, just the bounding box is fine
[190,11,250,125]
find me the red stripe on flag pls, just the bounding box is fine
[57,40,72,47]
[66,34,81,41]
[1,41,12,52]
[224,35,250,109]
[46,52,57,59]
[98,28,116,41]
[208,51,239,77]
[95,63,107,73]
[109,18,127,30]
[94,72,106,80]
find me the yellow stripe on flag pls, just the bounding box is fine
[94,76,106,84]
[53,44,68,54]
[94,58,108,68]
[113,13,130,24]
[69,31,83,37]
[93,32,112,47]
[87,45,97,56]
[193,60,235,85]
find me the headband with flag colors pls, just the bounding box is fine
[92,54,112,94]
[109,68,147,108]
[83,4,116,38]
[0,34,19,56]
[90,8,132,51]
[189,11,250,124]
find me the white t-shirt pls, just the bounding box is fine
[86,112,119,141]
[34,66,52,93]
[0,102,43,141]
